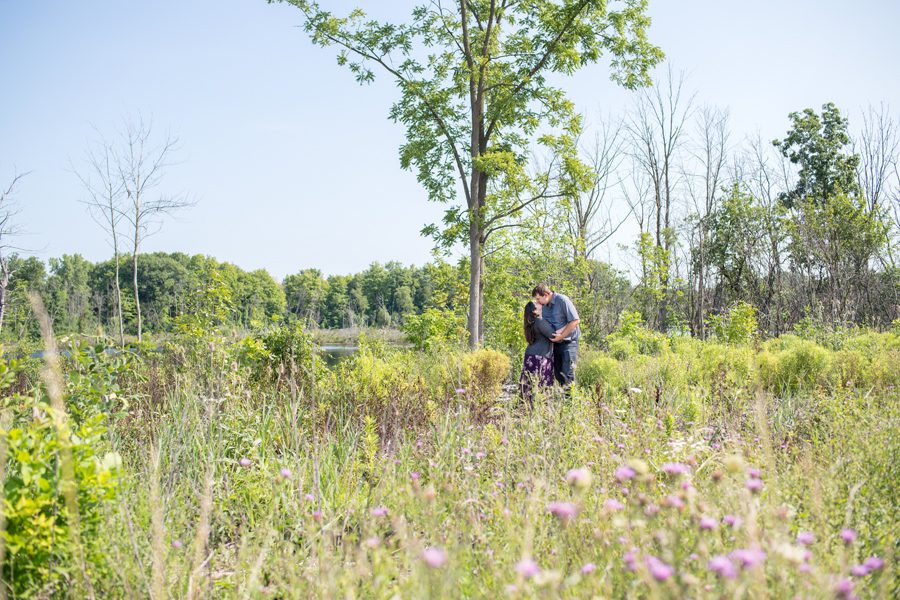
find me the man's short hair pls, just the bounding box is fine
[531,283,552,297]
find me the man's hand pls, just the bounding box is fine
[550,329,565,343]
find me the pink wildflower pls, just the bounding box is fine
[723,514,742,527]
[850,565,869,577]
[840,528,857,544]
[863,556,884,571]
[516,559,540,579]
[238,457,252,468]
[835,578,854,598]
[662,462,690,476]
[730,548,766,569]
[797,531,814,545]
[171,539,183,549]
[566,467,592,489]
[708,555,737,579]
[604,498,625,511]
[547,501,579,523]
[279,467,292,479]
[581,563,597,574]
[370,507,389,517]
[744,478,763,493]
[664,495,684,509]
[422,547,448,568]
[614,466,636,482]
[645,555,674,581]
[699,516,717,531]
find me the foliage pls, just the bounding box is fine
[605,310,669,359]
[403,308,467,351]
[2,407,119,597]
[706,301,759,345]
[461,349,510,401]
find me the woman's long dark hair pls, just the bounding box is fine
[523,301,537,345]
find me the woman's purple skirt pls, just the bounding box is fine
[519,353,554,403]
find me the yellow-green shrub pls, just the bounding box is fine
[757,337,832,395]
[461,349,510,400]
[576,352,622,397]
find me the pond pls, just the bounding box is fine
[319,344,358,367]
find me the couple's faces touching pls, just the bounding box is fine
[533,292,552,306]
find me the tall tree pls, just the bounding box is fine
[270,0,663,347]
[774,102,859,208]
[115,117,191,341]
[626,67,692,330]
[0,171,28,335]
[73,134,127,344]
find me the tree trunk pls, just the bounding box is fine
[0,260,9,336]
[467,222,482,349]
[132,218,142,342]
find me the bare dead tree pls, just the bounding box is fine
[684,105,730,336]
[566,116,631,263]
[0,171,28,335]
[73,134,127,344]
[855,103,899,215]
[115,117,192,341]
[626,67,694,330]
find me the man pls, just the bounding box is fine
[531,283,580,389]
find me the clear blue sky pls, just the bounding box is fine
[2,0,898,279]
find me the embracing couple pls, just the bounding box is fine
[519,283,580,403]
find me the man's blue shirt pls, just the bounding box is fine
[544,292,580,342]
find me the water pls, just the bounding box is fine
[319,344,358,367]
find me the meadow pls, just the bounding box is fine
[1,311,898,599]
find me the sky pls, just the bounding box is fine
[1,0,899,280]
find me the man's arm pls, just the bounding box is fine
[550,319,580,342]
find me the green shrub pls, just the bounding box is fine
[461,349,510,400]
[238,322,321,388]
[606,311,668,357]
[757,337,832,395]
[706,301,758,345]
[402,308,467,351]
[576,352,622,397]
[2,407,119,597]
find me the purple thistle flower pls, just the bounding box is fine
[566,467,593,489]
[645,555,674,581]
[748,467,762,479]
[849,564,869,577]
[304,493,314,502]
[410,471,421,481]
[516,559,540,579]
[311,510,322,521]
[455,388,466,395]
[664,495,684,509]
[171,539,183,549]
[662,462,690,476]
[835,578,854,598]
[699,516,717,530]
[708,555,737,579]
[279,467,292,479]
[604,498,625,511]
[730,548,766,569]
[581,562,597,574]
[475,451,486,459]
[422,547,448,568]
[744,478,763,493]
[547,501,579,523]
[238,457,252,468]
[797,531,814,545]
[863,556,884,571]
[370,507,389,517]
[840,528,857,544]
[614,466,636,482]
[723,514,743,527]
[623,550,638,571]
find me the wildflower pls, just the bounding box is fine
[863,556,884,571]
[516,559,540,579]
[645,504,660,515]
[615,466,636,482]
[370,507,389,517]
[311,510,322,521]
[835,578,854,598]
[797,531,814,546]
[723,514,742,528]
[645,555,674,581]
[455,388,466,395]
[708,555,737,579]
[699,516,717,530]
[663,495,684,509]
[304,493,314,502]
[547,501,579,523]
[744,478,763,493]
[279,467,292,479]
[662,462,690,476]
[840,528,857,544]
[410,471,421,481]
[849,565,869,577]
[422,547,448,568]
[238,457,252,468]
[566,467,593,490]
[500,436,509,445]
[628,459,650,475]
[730,548,766,569]
[748,467,762,479]
[623,550,638,571]
[171,539,183,550]
[365,536,380,548]
[581,563,597,574]
[604,498,625,511]
[476,451,486,459]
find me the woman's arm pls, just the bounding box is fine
[534,316,555,339]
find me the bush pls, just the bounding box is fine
[402,308,467,351]
[605,311,668,357]
[461,349,510,400]
[238,322,321,388]
[576,352,622,397]
[706,301,758,345]
[757,336,832,395]
[2,407,120,597]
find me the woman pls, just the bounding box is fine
[518,300,556,405]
